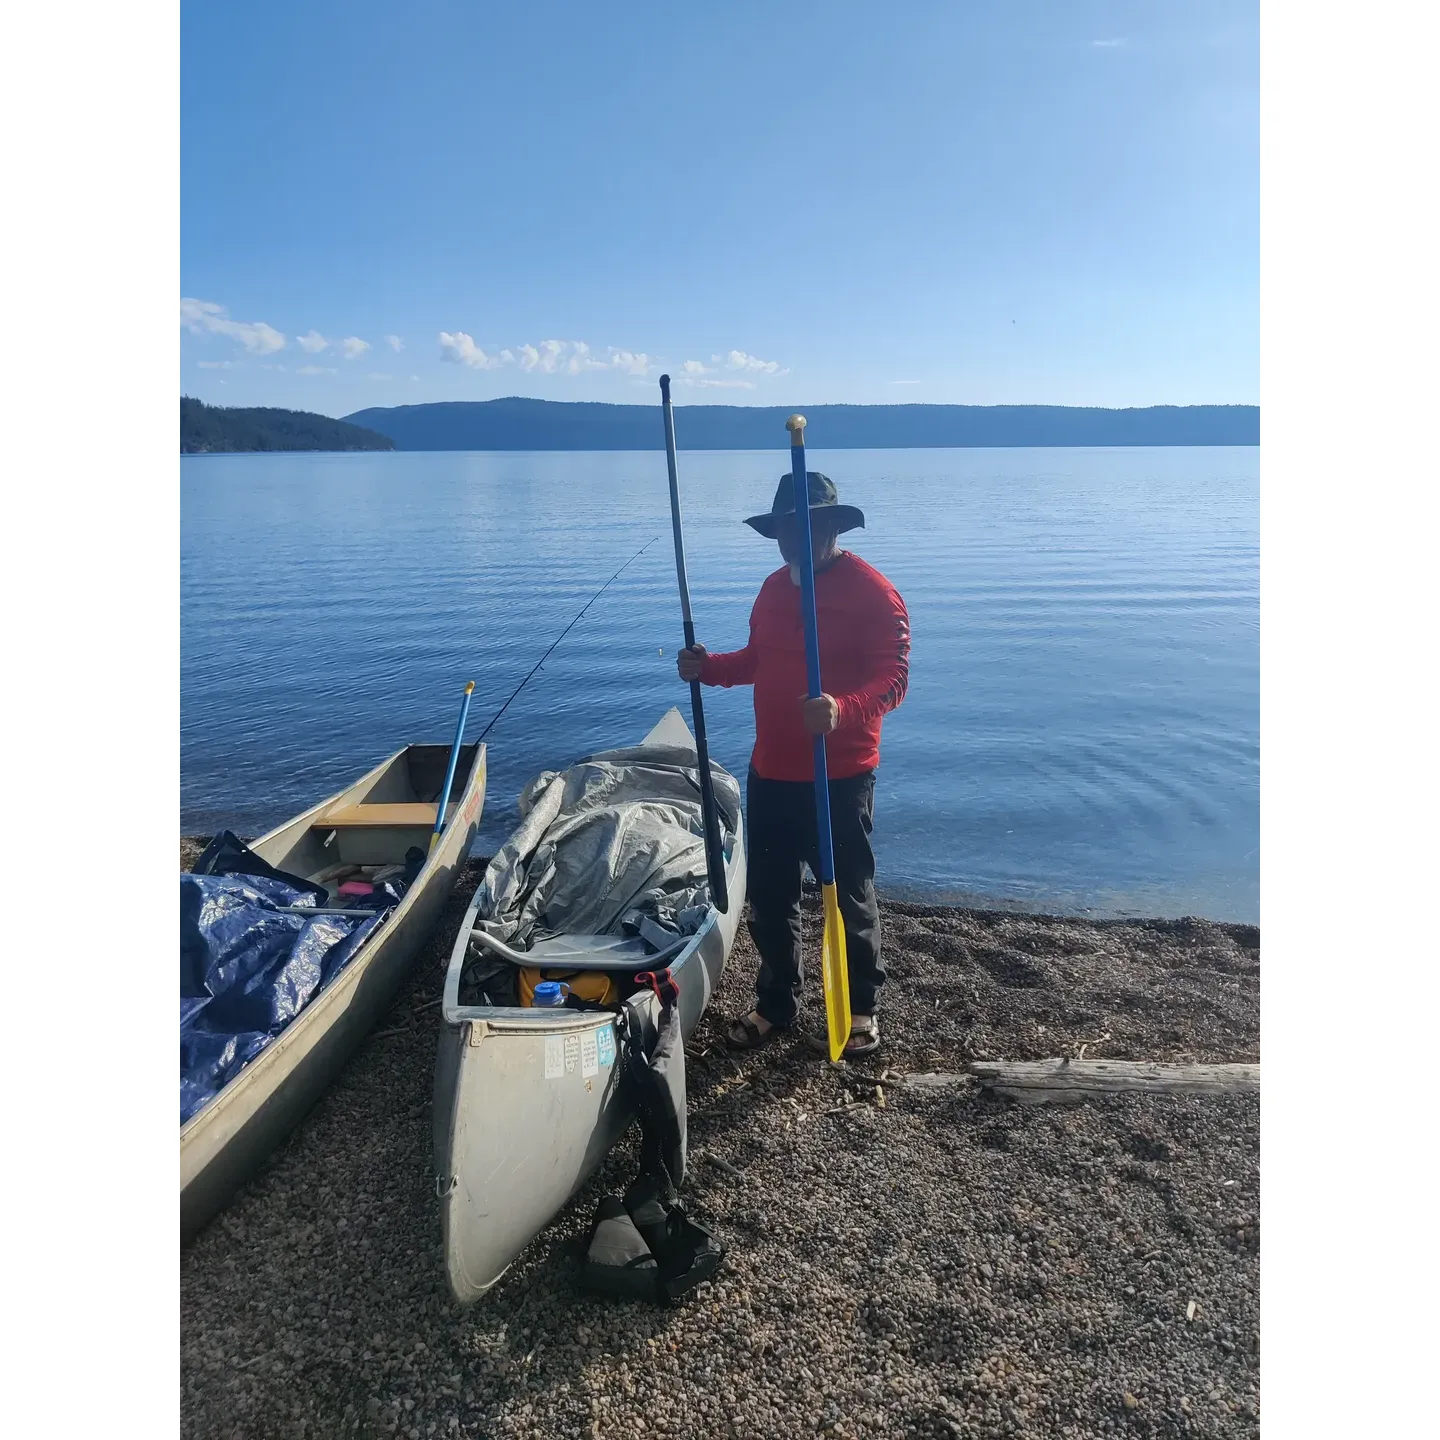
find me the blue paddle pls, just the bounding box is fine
[785,414,852,1061]
[429,680,475,854]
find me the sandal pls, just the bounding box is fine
[724,1014,786,1051]
[844,1015,881,1058]
[801,1014,882,1058]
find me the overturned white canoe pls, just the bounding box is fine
[181,741,487,1242]
[433,709,746,1303]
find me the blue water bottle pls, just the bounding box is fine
[532,980,570,1008]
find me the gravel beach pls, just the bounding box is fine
[180,846,1259,1440]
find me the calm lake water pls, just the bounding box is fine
[181,447,1258,922]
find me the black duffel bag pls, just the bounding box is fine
[580,972,724,1304]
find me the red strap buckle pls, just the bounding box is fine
[635,967,678,1008]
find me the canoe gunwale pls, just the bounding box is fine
[441,909,715,1031]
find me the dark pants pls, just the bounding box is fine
[745,767,885,1029]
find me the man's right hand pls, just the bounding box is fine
[677,644,707,682]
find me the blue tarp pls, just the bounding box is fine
[180,872,381,1124]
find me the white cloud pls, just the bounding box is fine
[340,336,371,359]
[439,333,652,377]
[518,339,593,374]
[197,359,234,370]
[367,372,393,381]
[297,364,336,376]
[565,341,606,374]
[525,339,649,375]
[888,379,922,385]
[679,376,757,390]
[181,297,286,355]
[384,334,404,352]
[1090,37,1129,48]
[675,350,784,388]
[439,331,504,368]
[608,349,651,376]
[719,349,785,375]
[297,330,329,354]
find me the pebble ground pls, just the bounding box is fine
[180,849,1259,1440]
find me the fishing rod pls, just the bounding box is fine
[475,536,660,744]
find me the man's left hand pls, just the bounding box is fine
[801,694,840,735]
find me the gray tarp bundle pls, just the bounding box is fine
[472,740,740,950]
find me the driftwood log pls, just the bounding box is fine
[966,1058,1259,1104]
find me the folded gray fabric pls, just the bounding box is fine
[472,740,740,949]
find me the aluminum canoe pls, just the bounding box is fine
[181,740,487,1242]
[433,709,746,1303]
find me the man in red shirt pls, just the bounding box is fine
[678,472,910,1056]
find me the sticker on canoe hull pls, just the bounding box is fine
[581,1031,599,1078]
[596,1025,616,1068]
[544,1036,564,1079]
[564,1034,580,1074]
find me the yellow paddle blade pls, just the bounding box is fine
[820,880,852,1062]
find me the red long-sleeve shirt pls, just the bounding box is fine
[700,551,910,781]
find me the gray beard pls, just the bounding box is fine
[789,550,838,585]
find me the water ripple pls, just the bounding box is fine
[182,447,1258,920]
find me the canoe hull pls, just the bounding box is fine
[180,744,487,1243]
[434,725,745,1303]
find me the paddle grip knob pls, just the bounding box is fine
[659,374,672,401]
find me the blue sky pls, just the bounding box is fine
[181,1,1257,415]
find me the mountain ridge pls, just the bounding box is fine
[342,397,1259,451]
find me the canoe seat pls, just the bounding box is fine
[316,802,456,829]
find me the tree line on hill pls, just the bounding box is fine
[181,397,395,454]
[181,393,1260,455]
[342,397,1260,451]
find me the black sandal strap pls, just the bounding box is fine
[727,1015,784,1049]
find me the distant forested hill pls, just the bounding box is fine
[181,397,396,454]
[343,398,1260,452]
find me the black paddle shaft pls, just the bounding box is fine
[660,374,729,914]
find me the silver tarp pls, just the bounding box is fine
[471,740,741,950]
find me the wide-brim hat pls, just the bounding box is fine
[743,471,866,539]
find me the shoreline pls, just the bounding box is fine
[180,836,1255,931]
[181,846,1259,1438]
